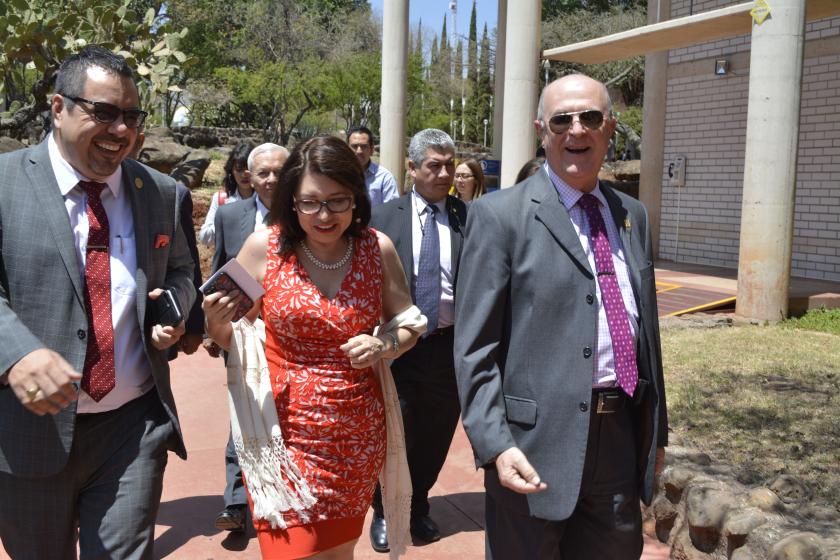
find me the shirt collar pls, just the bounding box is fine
[412,188,446,214]
[255,194,270,219]
[48,133,123,198]
[365,160,378,178]
[543,162,607,211]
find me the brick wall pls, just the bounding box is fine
[659,0,840,281]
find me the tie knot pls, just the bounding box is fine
[79,181,108,199]
[578,193,600,212]
[426,203,439,216]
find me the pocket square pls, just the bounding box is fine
[154,234,170,249]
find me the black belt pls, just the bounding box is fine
[592,388,628,414]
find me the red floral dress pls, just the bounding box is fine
[259,225,386,532]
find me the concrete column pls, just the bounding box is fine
[638,0,671,258]
[379,0,409,193]
[736,0,806,321]
[492,0,507,159]
[499,0,540,188]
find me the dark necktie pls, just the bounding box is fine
[415,203,440,334]
[578,194,638,396]
[79,181,116,401]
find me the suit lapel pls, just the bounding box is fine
[602,185,642,302]
[122,160,151,326]
[240,197,258,247]
[25,143,85,307]
[395,195,413,283]
[446,196,465,284]
[532,175,593,277]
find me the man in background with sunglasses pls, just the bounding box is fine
[0,45,196,558]
[455,74,668,559]
[209,142,289,534]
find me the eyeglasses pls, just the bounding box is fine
[61,94,148,129]
[454,173,474,180]
[349,143,371,151]
[293,196,354,215]
[546,109,605,134]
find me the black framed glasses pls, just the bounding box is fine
[293,196,354,215]
[547,109,605,134]
[61,94,148,129]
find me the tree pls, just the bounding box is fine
[0,0,192,138]
[467,0,478,85]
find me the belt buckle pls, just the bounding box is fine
[596,392,621,414]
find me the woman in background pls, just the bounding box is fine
[199,141,255,247]
[453,158,485,202]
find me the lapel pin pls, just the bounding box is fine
[134,177,144,189]
[625,217,631,230]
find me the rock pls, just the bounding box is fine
[663,466,701,503]
[0,136,25,154]
[799,504,839,522]
[749,487,785,513]
[724,508,771,556]
[138,135,191,174]
[651,494,679,543]
[731,548,758,560]
[768,475,809,504]
[769,532,824,560]
[143,126,176,139]
[170,149,211,190]
[686,484,736,552]
[612,159,641,180]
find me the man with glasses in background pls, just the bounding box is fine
[0,46,195,558]
[209,142,289,533]
[347,125,399,207]
[455,74,668,559]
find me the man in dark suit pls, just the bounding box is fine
[455,74,668,559]
[368,128,467,552]
[210,142,289,532]
[0,46,195,558]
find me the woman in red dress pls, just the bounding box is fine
[205,136,420,559]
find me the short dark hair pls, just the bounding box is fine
[515,157,546,185]
[271,135,371,252]
[55,45,135,100]
[347,125,374,147]
[223,141,255,196]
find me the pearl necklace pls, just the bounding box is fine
[301,239,354,270]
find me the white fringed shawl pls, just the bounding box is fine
[226,306,427,559]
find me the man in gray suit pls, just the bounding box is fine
[211,142,289,532]
[369,129,467,552]
[455,74,668,559]
[0,46,195,558]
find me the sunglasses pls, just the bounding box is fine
[293,196,354,215]
[62,94,148,129]
[546,110,605,134]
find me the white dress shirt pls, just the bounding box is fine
[255,195,270,231]
[410,190,454,329]
[48,134,154,413]
[544,163,639,388]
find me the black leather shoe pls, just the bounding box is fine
[410,514,441,543]
[214,505,246,532]
[369,516,390,553]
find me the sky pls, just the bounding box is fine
[369,0,499,48]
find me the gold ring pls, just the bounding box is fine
[25,386,40,400]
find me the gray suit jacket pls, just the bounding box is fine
[0,141,196,477]
[211,196,258,273]
[454,170,667,521]
[370,193,468,291]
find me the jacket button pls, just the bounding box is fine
[579,401,589,412]
[77,329,86,340]
[583,346,592,358]
[586,294,594,304]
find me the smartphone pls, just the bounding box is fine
[151,288,184,327]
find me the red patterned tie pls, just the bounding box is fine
[79,181,116,401]
[578,194,638,397]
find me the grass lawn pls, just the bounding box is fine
[662,320,840,510]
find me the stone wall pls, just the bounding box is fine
[169,126,267,148]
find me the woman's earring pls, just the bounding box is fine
[355,217,362,223]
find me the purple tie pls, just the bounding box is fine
[578,194,638,397]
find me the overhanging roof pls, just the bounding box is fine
[543,0,840,65]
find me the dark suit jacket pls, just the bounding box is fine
[212,196,258,273]
[454,170,667,521]
[0,141,196,477]
[369,193,468,292]
[176,183,205,335]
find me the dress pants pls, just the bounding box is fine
[485,402,643,560]
[373,326,460,518]
[223,430,247,507]
[0,388,174,560]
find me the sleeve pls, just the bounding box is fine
[164,179,197,322]
[211,205,227,274]
[199,191,220,247]
[177,186,205,334]
[453,199,517,467]
[381,170,399,203]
